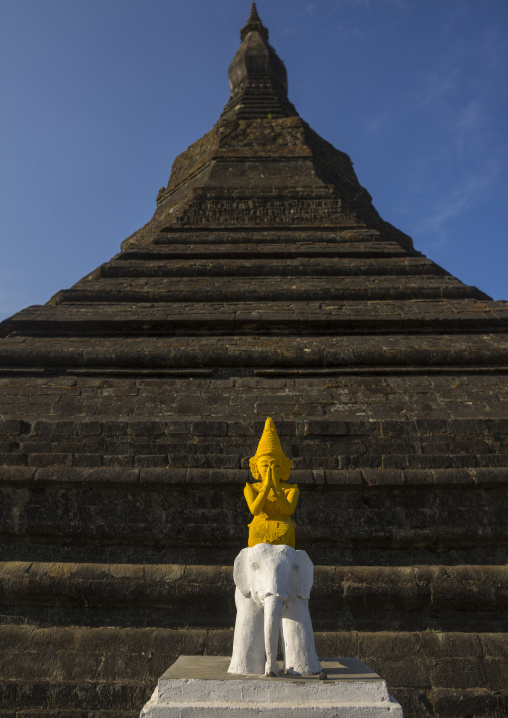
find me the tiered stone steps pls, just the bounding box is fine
[7,299,508,336]
[2,410,508,564]
[221,84,298,120]
[1,406,508,716]
[3,561,508,632]
[51,275,483,303]
[2,226,500,342]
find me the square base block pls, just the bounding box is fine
[140,655,403,717]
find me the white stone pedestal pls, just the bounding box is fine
[140,655,403,717]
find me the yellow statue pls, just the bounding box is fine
[245,417,299,548]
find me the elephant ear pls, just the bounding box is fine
[296,550,314,600]
[233,548,252,598]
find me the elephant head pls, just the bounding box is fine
[228,543,320,677]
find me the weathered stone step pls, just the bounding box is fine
[163,206,398,237]
[0,626,506,718]
[5,440,506,466]
[1,466,507,486]
[0,334,507,370]
[230,105,289,112]
[3,416,506,470]
[51,274,486,304]
[150,228,381,244]
[231,110,291,117]
[234,111,289,119]
[2,417,504,440]
[1,449,507,470]
[99,257,444,278]
[1,374,506,422]
[2,468,508,566]
[5,300,507,338]
[0,466,508,490]
[222,91,293,107]
[1,562,506,632]
[228,91,287,101]
[222,105,294,119]
[119,242,409,260]
[231,104,288,111]
[8,535,504,568]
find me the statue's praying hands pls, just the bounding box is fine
[245,419,299,548]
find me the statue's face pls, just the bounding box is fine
[256,455,284,482]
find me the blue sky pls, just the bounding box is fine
[1,0,507,321]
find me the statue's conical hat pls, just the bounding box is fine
[253,417,286,460]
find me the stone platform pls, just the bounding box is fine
[140,655,403,717]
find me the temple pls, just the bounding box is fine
[1,4,507,717]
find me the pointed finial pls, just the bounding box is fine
[252,417,286,461]
[248,2,261,22]
[249,417,293,483]
[241,2,269,42]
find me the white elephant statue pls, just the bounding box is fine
[228,543,322,677]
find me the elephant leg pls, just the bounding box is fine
[279,625,286,670]
[281,598,322,676]
[264,594,283,676]
[228,588,265,675]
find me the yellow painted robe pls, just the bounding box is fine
[247,482,297,548]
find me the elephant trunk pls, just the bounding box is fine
[263,593,283,676]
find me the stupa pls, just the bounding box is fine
[1,5,507,717]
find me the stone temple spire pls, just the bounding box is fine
[221,4,298,120]
[240,3,268,42]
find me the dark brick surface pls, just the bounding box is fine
[1,563,506,632]
[0,10,507,718]
[0,627,506,717]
